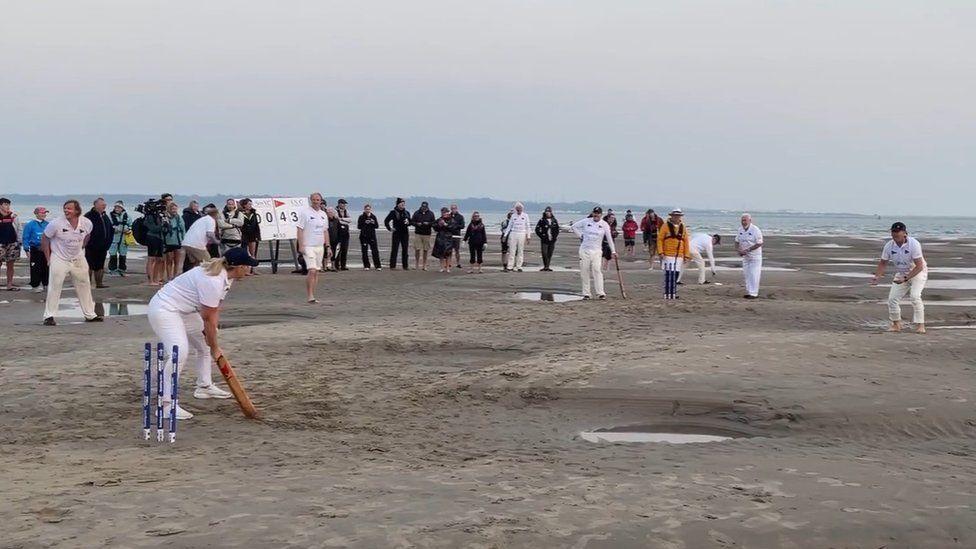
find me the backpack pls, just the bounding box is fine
[131,217,149,246]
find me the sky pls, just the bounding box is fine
[1,1,973,215]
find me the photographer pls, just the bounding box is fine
[137,198,167,286]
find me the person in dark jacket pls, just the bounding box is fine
[182,201,203,230]
[432,207,459,273]
[535,206,560,271]
[411,201,435,270]
[384,198,411,269]
[84,197,114,289]
[239,198,261,275]
[449,203,464,269]
[602,209,618,271]
[108,201,130,275]
[331,199,352,270]
[463,211,487,273]
[324,207,340,272]
[357,204,382,270]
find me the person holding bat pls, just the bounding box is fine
[146,247,257,420]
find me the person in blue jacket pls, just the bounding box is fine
[21,206,50,293]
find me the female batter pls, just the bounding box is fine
[147,248,257,419]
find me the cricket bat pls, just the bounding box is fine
[214,354,259,419]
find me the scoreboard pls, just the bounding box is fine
[250,197,309,241]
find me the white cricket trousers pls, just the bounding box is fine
[888,272,927,324]
[147,303,216,402]
[506,233,527,270]
[742,256,762,297]
[43,256,96,320]
[681,248,707,284]
[579,248,605,297]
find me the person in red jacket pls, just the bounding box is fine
[621,213,639,257]
[640,209,664,269]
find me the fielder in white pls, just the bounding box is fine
[735,214,764,299]
[871,222,927,334]
[296,192,331,303]
[41,200,102,325]
[571,207,616,300]
[683,233,720,285]
[147,248,254,419]
[503,202,531,272]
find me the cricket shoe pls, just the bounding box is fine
[194,384,233,399]
[163,404,194,420]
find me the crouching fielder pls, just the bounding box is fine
[147,248,257,419]
[871,222,927,334]
[735,214,763,299]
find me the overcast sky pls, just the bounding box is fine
[1,1,972,215]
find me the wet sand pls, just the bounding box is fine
[2,234,976,548]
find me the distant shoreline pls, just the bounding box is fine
[5,193,962,220]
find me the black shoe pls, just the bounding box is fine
[744,294,757,299]
[677,281,684,285]
[516,268,523,272]
[582,295,591,300]
[340,267,349,271]
[85,316,104,322]
[598,294,606,300]
[43,317,56,326]
[503,268,509,272]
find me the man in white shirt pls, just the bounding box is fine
[296,192,331,303]
[571,207,617,299]
[735,214,764,299]
[182,204,219,268]
[503,202,531,272]
[682,233,720,285]
[871,222,928,334]
[41,200,101,325]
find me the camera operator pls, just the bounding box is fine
[137,198,167,286]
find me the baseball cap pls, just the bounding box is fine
[591,206,603,214]
[890,222,907,232]
[670,207,684,215]
[224,247,259,267]
[337,198,347,205]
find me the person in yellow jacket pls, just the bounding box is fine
[656,208,691,298]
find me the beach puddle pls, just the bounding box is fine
[516,291,584,303]
[58,298,148,318]
[821,271,874,278]
[580,425,739,444]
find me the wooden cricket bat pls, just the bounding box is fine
[614,257,627,299]
[215,354,259,419]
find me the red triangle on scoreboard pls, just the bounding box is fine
[274,200,285,207]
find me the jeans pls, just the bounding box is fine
[540,240,555,269]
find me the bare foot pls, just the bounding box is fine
[916,324,926,334]
[887,322,902,332]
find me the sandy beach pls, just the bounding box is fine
[2,233,975,548]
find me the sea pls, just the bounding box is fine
[12,202,976,239]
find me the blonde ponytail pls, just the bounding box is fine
[203,257,229,276]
